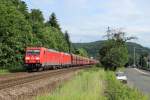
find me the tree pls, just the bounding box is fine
[64,31,71,53]
[139,52,149,68]
[30,9,44,23]
[29,9,44,45]
[0,0,71,70]
[46,12,61,30]
[99,40,129,70]
[0,0,32,68]
[12,0,29,18]
[75,48,88,57]
[99,28,134,71]
[139,55,147,68]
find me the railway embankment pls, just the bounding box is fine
[0,66,87,100]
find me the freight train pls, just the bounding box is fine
[24,47,98,71]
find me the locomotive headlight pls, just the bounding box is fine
[35,57,40,60]
[25,57,30,60]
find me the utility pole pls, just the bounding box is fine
[106,26,111,39]
[134,47,136,67]
[141,57,142,68]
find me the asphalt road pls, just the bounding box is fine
[125,68,150,94]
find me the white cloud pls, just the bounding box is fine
[24,0,150,47]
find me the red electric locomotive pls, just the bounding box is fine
[24,47,98,71]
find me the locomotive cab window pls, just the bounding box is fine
[26,50,40,55]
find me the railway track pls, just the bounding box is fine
[0,66,89,90]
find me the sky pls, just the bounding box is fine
[23,0,150,47]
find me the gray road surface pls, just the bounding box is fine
[125,68,150,94]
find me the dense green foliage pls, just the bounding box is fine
[98,32,129,70]
[64,31,71,53]
[0,0,70,70]
[139,55,147,68]
[99,39,129,70]
[74,48,88,57]
[46,12,61,31]
[137,53,150,70]
[0,0,32,68]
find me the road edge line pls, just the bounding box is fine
[134,68,150,76]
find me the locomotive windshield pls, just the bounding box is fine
[26,50,40,55]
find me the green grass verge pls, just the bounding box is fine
[0,69,10,75]
[36,67,148,100]
[116,67,125,72]
[7,66,25,72]
[105,71,148,100]
[36,67,107,100]
[0,66,25,75]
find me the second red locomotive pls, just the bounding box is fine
[24,47,98,71]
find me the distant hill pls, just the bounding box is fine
[73,40,150,57]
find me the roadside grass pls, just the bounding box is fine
[105,71,148,100]
[36,67,148,100]
[36,67,107,100]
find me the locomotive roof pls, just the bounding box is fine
[48,49,59,53]
[47,49,70,55]
[26,47,42,49]
[64,53,70,55]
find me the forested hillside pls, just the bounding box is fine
[0,0,70,69]
[74,41,150,58]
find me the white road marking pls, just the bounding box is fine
[134,68,150,76]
